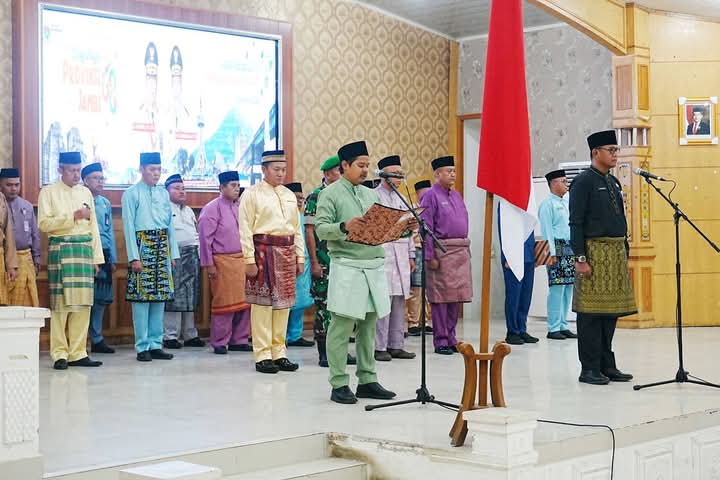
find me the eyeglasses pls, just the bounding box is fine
[597,147,620,155]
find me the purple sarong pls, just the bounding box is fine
[426,238,472,304]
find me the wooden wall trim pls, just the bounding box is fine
[12,0,293,208]
[456,114,482,199]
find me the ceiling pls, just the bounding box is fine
[356,0,720,40]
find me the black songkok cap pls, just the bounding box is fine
[164,174,183,188]
[140,152,161,166]
[338,141,368,162]
[59,152,82,164]
[0,168,20,179]
[587,130,618,150]
[378,155,401,170]
[284,182,302,193]
[81,162,103,180]
[545,169,566,182]
[431,156,454,171]
[218,171,239,184]
[414,180,431,191]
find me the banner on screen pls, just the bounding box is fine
[40,7,279,189]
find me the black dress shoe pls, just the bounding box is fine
[546,331,566,340]
[347,353,357,365]
[163,339,183,349]
[560,330,578,339]
[149,349,174,360]
[407,326,422,336]
[374,350,392,361]
[91,340,115,354]
[331,385,358,404]
[287,337,315,347]
[603,368,633,382]
[256,359,280,374]
[356,382,396,400]
[505,333,524,345]
[579,369,610,385]
[435,346,453,355]
[68,357,102,367]
[53,359,68,370]
[388,348,416,359]
[184,337,206,347]
[450,345,458,353]
[228,343,253,352]
[274,357,299,371]
[137,351,152,362]
[214,346,228,355]
[424,326,433,334]
[520,332,539,343]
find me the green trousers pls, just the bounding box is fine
[327,311,378,389]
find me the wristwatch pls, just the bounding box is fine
[576,255,587,263]
[339,222,348,234]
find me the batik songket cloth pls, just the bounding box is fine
[425,238,473,304]
[126,229,174,302]
[165,245,200,311]
[245,234,296,309]
[94,248,114,305]
[546,239,575,286]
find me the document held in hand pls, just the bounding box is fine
[346,203,424,246]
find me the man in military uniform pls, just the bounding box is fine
[304,154,356,367]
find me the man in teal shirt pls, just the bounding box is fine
[316,140,397,404]
[122,152,180,362]
[538,169,576,340]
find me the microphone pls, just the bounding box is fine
[634,168,667,181]
[374,169,405,179]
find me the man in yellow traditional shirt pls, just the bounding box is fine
[239,150,305,374]
[38,151,105,370]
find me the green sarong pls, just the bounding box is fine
[573,237,637,316]
[48,235,94,310]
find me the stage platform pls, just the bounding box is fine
[39,316,720,475]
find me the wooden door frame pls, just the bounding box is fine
[455,113,482,197]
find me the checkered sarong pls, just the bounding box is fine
[48,235,94,310]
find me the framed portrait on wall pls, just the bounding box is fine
[678,97,718,145]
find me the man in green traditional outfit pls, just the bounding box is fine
[304,154,357,367]
[316,141,397,404]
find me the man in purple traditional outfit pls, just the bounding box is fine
[419,156,473,355]
[374,155,416,361]
[198,171,252,355]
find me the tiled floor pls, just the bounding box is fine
[39,316,720,474]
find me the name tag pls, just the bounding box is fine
[441,201,449,206]
[105,213,110,226]
[23,220,30,233]
[597,187,607,191]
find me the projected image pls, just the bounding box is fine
[40,7,279,189]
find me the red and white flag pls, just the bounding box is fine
[476,0,537,281]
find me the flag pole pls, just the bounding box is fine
[478,191,494,407]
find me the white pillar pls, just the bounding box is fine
[463,408,539,479]
[0,306,50,479]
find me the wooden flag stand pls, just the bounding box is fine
[449,192,512,447]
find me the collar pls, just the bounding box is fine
[431,182,452,195]
[219,195,238,205]
[339,176,359,192]
[590,166,610,177]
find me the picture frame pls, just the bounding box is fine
[678,96,718,145]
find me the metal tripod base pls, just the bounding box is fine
[633,368,720,391]
[365,386,459,411]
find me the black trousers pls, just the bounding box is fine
[576,313,618,372]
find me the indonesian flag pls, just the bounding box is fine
[476,0,537,281]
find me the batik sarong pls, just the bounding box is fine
[546,239,575,286]
[211,253,250,314]
[93,248,114,305]
[126,229,174,302]
[245,234,296,309]
[0,246,7,306]
[573,237,637,316]
[48,235,94,310]
[426,238,473,304]
[165,245,200,312]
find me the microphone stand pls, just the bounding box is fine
[365,177,458,411]
[633,176,720,391]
